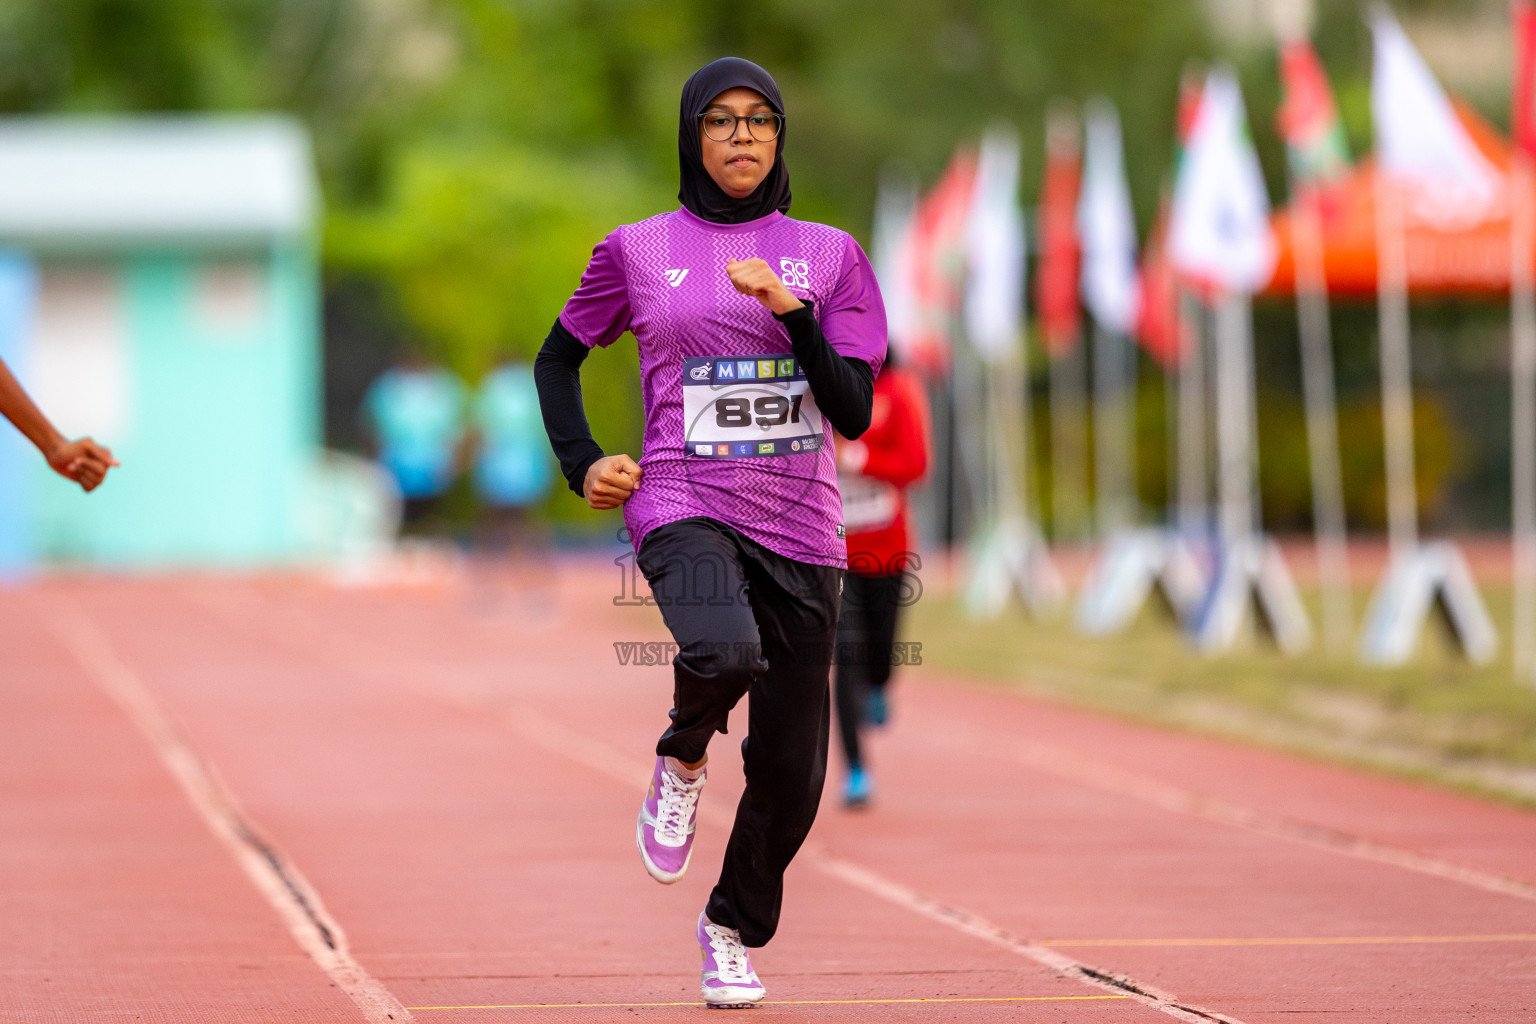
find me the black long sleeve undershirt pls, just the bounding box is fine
[534,320,605,496]
[772,301,875,439]
[534,303,877,499]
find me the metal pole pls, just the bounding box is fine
[1093,324,1130,537]
[1049,339,1088,542]
[1292,186,1353,651]
[1512,153,1536,679]
[1214,293,1253,549]
[1374,177,1419,557]
[1165,344,1179,529]
[1177,291,1207,540]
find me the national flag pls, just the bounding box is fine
[906,148,977,374]
[1077,99,1140,336]
[1168,67,1276,296]
[965,127,1026,363]
[1176,63,1204,146]
[1370,6,1501,227]
[870,164,924,369]
[1515,0,1536,158]
[1131,70,1201,368]
[1035,106,1081,356]
[1134,195,1181,368]
[1276,38,1350,189]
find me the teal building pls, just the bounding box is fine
[0,117,320,572]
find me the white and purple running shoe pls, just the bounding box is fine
[636,756,705,883]
[697,912,766,1008]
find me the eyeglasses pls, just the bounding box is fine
[700,110,783,143]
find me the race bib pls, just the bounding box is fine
[838,473,900,532]
[682,355,825,458]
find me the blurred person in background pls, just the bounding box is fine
[471,357,553,556]
[0,355,117,492]
[833,345,929,808]
[535,57,885,1008]
[361,352,467,531]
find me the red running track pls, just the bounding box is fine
[3,564,1535,1023]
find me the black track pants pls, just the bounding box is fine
[635,517,842,948]
[833,571,906,771]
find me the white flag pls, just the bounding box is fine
[871,163,920,364]
[1168,68,1275,295]
[1077,99,1141,335]
[1370,5,1501,227]
[965,127,1026,363]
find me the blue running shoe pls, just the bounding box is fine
[843,766,871,808]
[865,689,888,727]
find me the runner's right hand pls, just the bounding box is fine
[584,454,641,510]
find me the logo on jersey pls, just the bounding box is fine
[689,364,712,381]
[791,440,801,451]
[695,444,713,456]
[758,442,776,455]
[779,258,810,289]
[663,268,690,287]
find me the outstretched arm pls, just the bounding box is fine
[0,356,118,492]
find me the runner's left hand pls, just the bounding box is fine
[727,259,804,316]
[47,437,119,493]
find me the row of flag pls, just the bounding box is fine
[875,4,1536,371]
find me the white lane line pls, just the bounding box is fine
[492,701,1244,1024]
[965,729,1536,905]
[187,585,1245,1022]
[46,598,413,1024]
[811,855,1243,1024]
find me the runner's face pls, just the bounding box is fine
[699,88,778,199]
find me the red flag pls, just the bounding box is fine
[906,148,976,374]
[1035,109,1080,356]
[1175,63,1205,149]
[1517,1,1536,157]
[1134,195,1181,368]
[1131,75,1202,369]
[1276,39,1350,188]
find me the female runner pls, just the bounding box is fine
[535,56,886,1008]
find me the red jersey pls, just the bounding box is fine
[836,365,931,576]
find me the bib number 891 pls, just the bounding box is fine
[715,395,804,428]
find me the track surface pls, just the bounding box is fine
[4,562,1535,1023]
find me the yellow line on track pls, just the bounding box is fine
[1041,933,1536,948]
[408,995,1130,1010]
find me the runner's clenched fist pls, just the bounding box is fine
[726,258,804,316]
[583,453,642,510]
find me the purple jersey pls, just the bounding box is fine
[559,207,887,567]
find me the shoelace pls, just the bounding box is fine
[655,768,704,842]
[704,924,755,984]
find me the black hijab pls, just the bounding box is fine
[678,57,791,224]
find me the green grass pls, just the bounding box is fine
[905,584,1536,809]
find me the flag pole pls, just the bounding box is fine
[1092,324,1132,537]
[1049,342,1086,542]
[1374,174,1418,560]
[1291,183,1353,651]
[1214,291,1253,552]
[1512,150,1536,679]
[1176,289,1206,542]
